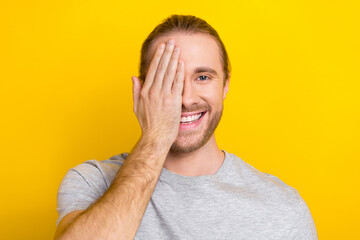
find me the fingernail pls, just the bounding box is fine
[169,39,175,45]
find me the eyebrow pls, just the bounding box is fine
[193,66,219,76]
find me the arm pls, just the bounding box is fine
[54,38,184,240]
[55,136,170,240]
[288,191,318,240]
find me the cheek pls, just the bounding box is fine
[197,85,224,107]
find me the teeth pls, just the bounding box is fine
[180,113,203,123]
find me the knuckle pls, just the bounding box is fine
[158,61,166,71]
[140,90,147,99]
[164,69,171,78]
[148,89,156,98]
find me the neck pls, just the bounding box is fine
[163,135,225,177]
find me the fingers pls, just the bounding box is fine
[172,59,185,96]
[132,76,141,113]
[162,46,181,93]
[142,42,166,91]
[151,39,176,90]
[142,39,182,97]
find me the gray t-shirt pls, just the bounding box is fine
[56,150,318,239]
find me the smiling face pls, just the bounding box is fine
[150,32,230,153]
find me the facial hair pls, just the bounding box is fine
[169,104,224,153]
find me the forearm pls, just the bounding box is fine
[57,136,170,240]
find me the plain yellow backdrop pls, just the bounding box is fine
[1,0,359,239]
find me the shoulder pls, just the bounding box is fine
[71,152,128,187]
[229,153,318,238]
[56,152,129,226]
[227,152,304,208]
[229,152,316,230]
[59,152,128,195]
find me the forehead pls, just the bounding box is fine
[151,32,223,76]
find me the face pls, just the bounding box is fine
[151,32,230,153]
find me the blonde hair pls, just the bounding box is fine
[138,14,231,85]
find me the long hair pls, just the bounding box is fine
[138,14,231,85]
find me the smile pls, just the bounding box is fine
[180,112,204,124]
[179,112,207,130]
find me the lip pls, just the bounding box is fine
[179,111,207,130]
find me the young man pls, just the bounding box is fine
[55,15,318,240]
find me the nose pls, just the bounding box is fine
[181,78,200,109]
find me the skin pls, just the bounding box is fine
[54,33,230,240]
[134,32,230,176]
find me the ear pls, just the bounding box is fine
[223,73,230,100]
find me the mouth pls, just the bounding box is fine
[179,111,207,129]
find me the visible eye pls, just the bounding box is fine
[197,75,210,81]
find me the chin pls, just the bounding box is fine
[170,126,215,153]
[170,107,223,154]
[170,136,208,153]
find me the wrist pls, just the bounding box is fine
[129,135,170,160]
[140,132,173,149]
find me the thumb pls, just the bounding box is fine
[131,76,141,113]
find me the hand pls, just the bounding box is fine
[131,39,185,146]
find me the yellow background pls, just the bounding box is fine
[1,0,359,239]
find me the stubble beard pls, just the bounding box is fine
[169,105,224,154]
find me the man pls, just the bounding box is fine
[55,15,318,239]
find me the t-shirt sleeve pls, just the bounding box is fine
[288,191,318,240]
[56,161,108,227]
